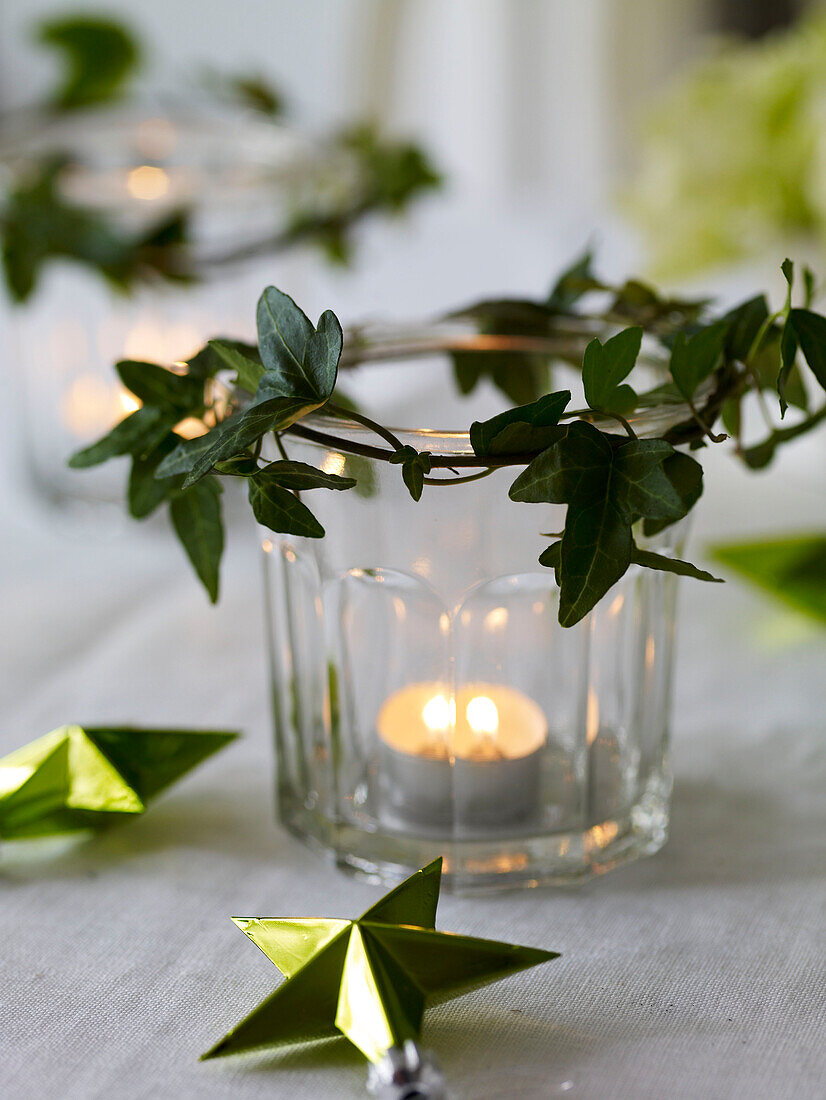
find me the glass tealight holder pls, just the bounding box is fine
[0,99,337,507]
[262,326,688,893]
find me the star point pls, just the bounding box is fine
[0,725,237,840]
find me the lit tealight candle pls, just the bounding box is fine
[376,682,547,835]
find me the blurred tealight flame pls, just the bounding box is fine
[422,694,454,733]
[119,391,141,415]
[63,377,139,437]
[321,452,346,476]
[127,165,170,201]
[174,417,207,439]
[466,695,499,736]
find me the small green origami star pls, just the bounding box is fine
[203,858,559,1065]
[0,724,237,840]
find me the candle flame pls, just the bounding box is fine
[127,165,170,201]
[422,694,453,733]
[321,452,346,476]
[119,391,141,415]
[466,695,499,735]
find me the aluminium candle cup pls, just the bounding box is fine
[376,682,547,837]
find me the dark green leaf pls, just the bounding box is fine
[546,249,601,312]
[1,158,134,302]
[256,287,342,401]
[509,422,611,505]
[116,360,201,410]
[613,439,686,521]
[212,455,260,476]
[208,340,265,394]
[257,460,356,491]
[721,397,742,439]
[128,436,180,518]
[669,321,727,401]
[38,16,140,109]
[68,407,167,468]
[204,71,284,116]
[538,541,562,577]
[446,296,555,403]
[169,480,224,602]
[642,451,704,536]
[781,257,794,289]
[582,327,642,412]
[248,475,324,538]
[335,123,442,212]
[611,280,707,328]
[788,308,826,393]
[450,350,550,405]
[470,391,571,456]
[156,432,216,479]
[777,318,798,419]
[721,295,769,361]
[180,382,325,488]
[389,446,432,502]
[557,499,632,627]
[631,547,722,583]
[344,453,378,499]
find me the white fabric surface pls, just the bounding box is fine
[1,210,825,1100]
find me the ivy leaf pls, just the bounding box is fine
[613,440,686,521]
[611,281,707,328]
[169,480,224,603]
[68,407,170,468]
[787,309,826,394]
[642,451,704,537]
[336,123,442,212]
[777,319,799,419]
[558,498,633,627]
[538,541,562,577]
[256,460,356,491]
[248,475,324,538]
[208,340,265,395]
[2,158,133,302]
[155,432,216,479]
[582,327,642,413]
[179,393,310,487]
[511,421,701,625]
[389,447,432,501]
[128,436,180,519]
[256,287,342,402]
[721,295,768,361]
[38,16,140,110]
[669,321,728,401]
[469,391,571,456]
[116,360,202,411]
[509,422,613,505]
[446,298,555,404]
[546,249,601,312]
[203,69,284,116]
[630,547,722,584]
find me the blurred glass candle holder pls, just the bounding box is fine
[0,100,335,507]
[262,327,685,893]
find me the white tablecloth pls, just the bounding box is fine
[1,210,825,1099]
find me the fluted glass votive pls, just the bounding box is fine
[262,326,685,892]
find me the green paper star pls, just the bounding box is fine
[0,724,237,840]
[202,858,559,1065]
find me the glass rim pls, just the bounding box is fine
[294,321,706,465]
